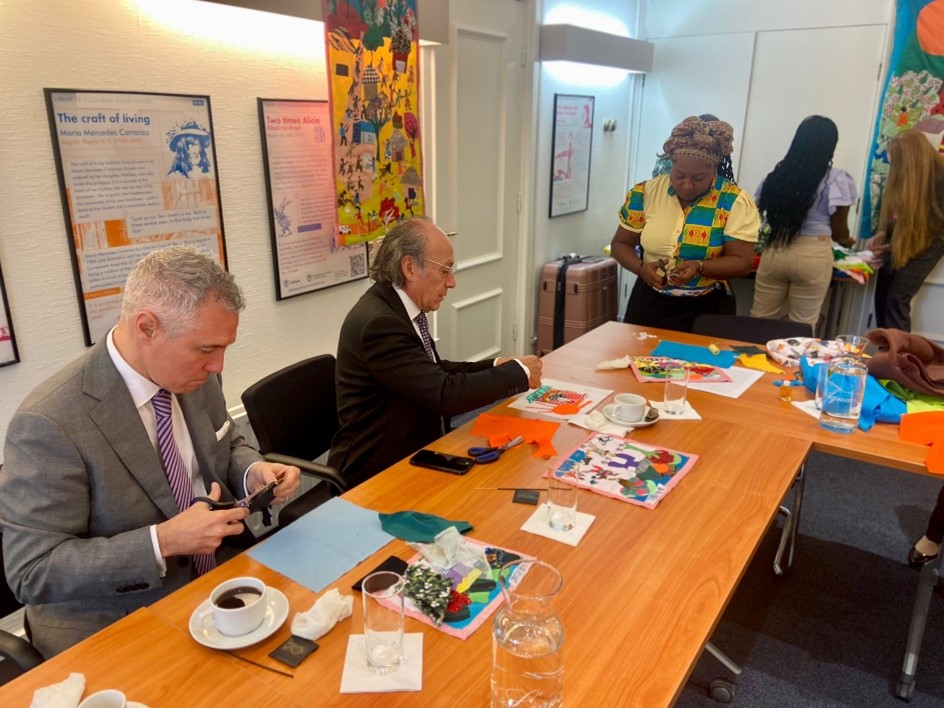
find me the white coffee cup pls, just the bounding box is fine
[614,393,646,422]
[78,690,126,708]
[205,576,268,636]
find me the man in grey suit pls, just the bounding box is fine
[0,246,300,657]
[329,218,542,486]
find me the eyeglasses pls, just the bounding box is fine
[423,257,456,278]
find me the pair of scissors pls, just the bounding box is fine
[192,472,284,515]
[467,436,524,464]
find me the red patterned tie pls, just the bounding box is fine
[152,388,216,576]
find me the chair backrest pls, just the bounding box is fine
[241,354,338,462]
[691,314,813,345]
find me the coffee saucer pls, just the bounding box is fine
[603,404,659,428]
[189,587,288,650]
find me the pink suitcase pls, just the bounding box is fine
[536,256,618,355]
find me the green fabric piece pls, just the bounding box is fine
[879,379,944,412]
[379,510,473,543]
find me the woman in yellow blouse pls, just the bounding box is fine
[610,116,760,333]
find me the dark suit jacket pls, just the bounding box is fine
[0,340,261,657]
[329,283,529,486]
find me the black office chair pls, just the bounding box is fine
[240,355,348,534]
[692,313,814,578]
[691,313,813,344]
[0,517,44,684]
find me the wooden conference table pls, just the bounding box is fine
[0,322,924,706]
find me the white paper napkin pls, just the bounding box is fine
[649,400,702,420]
[521,505,595,546]
[30,673,85,708]
[340,634,423,693]
[791,399,820,420]
[291,587,354,641]
[570,410,629,435]
[595,355,630,370]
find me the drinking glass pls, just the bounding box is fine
[813,362,828,411]
[546,461,577,532]
[836,334,868,358]
[819,356,867,434]
[663,367,689,415]
[361,571,405,674]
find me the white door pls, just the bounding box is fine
[421,0,530,360]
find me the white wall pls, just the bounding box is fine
[0,0,366,456]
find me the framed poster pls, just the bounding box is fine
[44,89,227,345]
[0,258,19,367]
[549,94,594,218]
[258,99,367,300]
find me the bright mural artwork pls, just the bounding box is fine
[860,0,944,235]
[323,0,424,246]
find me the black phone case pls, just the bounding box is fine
[409,449,475,475]
[352,555,409,591]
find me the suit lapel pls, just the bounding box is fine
[375,283,439,361]
[84,342,180,520]
[178,385,222,496]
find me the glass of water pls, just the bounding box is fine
[546,459,577,532]
[663,367,690,415]
[819,356,867,434]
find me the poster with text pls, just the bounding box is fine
[45,89,227,345]
[550,94,594,218]
[258,99,367,299]
[323,0,425,245]
[0,259,19,367]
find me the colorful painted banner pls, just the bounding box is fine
[323,0,425,246]
[860,0,944,236]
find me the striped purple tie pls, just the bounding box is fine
[415,313,445,435]
[152,388,215,576]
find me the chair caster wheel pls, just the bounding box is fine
[896,679,915,702]
[709,678,737,703]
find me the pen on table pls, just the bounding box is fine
[228,651,294,677]
[475,487,544,491]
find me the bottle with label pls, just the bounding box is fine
[491,560,564,707]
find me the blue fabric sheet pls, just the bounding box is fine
[248,497,394,593]
[800,357,905,431]
[650,340,736,369]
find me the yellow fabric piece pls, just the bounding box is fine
[738,353,784,374]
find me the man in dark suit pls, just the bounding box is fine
[0,246,300,657]
[329,218,542,486]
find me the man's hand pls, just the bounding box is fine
[155,482,248,557]
[864,232,890,255]
[247,462,301,504]
[519,355,543,389]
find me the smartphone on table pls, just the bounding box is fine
[409,449,475,475]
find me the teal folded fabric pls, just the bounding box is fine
[650,341,736,368]
[379,511,473,543]
[800,357,905,431]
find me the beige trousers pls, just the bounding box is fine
[751,236,834,332]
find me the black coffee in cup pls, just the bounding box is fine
[214,586,263,609]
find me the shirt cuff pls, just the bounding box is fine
[243,460,262,496]
[150,525,167,577]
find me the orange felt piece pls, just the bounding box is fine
[470,414,561,459]
[899,412,944,445]
[899,412,944,475]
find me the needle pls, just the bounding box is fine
[227,651,294,677]
[475,487,544,491]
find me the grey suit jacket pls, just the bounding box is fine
[0,340,261,657]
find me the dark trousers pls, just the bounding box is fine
[624,279,736,334]
[875,237,944,332]
[925,484,944,544]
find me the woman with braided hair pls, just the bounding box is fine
[611,116,760,332]
[750,116,857,332]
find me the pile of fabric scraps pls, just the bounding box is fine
[832,246,876,284]
[470,413,559,458]
[767,337,846,368]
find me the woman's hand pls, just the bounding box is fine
[668,260,702,286]
[639,260,666,290]
[864,232,889,255]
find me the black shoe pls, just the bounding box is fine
[908,545,939,570]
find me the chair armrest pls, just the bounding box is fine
[262,453,348,495]
[0,630,43,675]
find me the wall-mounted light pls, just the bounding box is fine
[539,24,654,73]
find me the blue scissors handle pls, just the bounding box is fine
[467,436,525,464]
[468,446,496,456]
